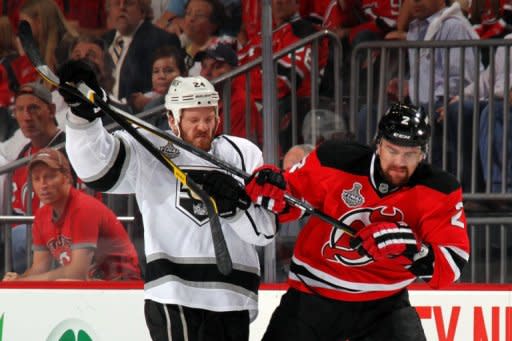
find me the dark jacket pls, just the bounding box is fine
[103,20,180,100]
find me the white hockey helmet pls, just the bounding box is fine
[164,76,219,124]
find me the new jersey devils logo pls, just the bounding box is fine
[321,206,405,266]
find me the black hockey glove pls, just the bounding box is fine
[201,170,251,217]
[57,59,107,122]
[245,165,288,214]
[350,222,420,262]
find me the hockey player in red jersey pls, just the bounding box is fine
[245,103,470,340]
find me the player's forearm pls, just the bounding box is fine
[20,266,87,281]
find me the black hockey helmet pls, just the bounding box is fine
[376,103,431,148]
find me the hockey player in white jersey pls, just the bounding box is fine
[57,60,276,341]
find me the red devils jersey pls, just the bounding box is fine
[283,141,470,302]
[472,0,512,38]
[0,55,39,107]
[238,14,322,100]
[361,0,400,22]
[323,0,361,30]
[217,75,263,146]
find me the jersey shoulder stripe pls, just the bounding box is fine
[84,137,127,191]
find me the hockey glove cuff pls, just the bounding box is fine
[57,59,107,122]
[351,222,420,261]
[201,170,251,215]
[245,165,287,214]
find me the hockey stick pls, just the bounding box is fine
[103,98,357,237]
[92,102,357,237]
[18,21,234,275]
[17,21,356,238]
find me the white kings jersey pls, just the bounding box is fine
[65,118,276,321]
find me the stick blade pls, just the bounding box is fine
[18,20,60,86]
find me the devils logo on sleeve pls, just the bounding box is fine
[321,206,405,266]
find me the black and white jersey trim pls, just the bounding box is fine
[220,135,247,172]
[145,257,261,296]
[84,136,128,191]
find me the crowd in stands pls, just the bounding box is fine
[1,0,512,280]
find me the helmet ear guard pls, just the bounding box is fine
[376,102,431,151]
[164,76,220,124]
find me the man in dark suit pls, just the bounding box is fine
[103,0,180,103]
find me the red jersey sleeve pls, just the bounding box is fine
[417,187,469,289]
[285,150,331,209]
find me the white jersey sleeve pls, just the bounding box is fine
[66,116,276,320]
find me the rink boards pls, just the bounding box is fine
[0,282,510,340]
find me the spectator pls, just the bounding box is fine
[155,0,240,38]
[0,34,120,162]
[373,0,481,153]
[435,32,512,192]
[68,35,116,95]
[0,15,38,141]
[0,1,22,29]
[282,143,314,171]
[19,0,78,72]
[478,33,512,192]
[387,0,480,106]
[471,0,512,39]
[129,45,187,113]
[238,0,324,152]
[102,0,180,102]
[180,0,235,76]
[238,0,320,101]
[54,0,109,37]
[2,148,141,281]
[9,81,65,273]
[200,43,263,144]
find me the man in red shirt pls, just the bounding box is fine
[245,103,470,340]
[3,148,141,281]
[8,82,65,274]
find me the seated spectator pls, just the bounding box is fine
[2,148,141,281]
[238,0,321,101]
[7,82,67,273]
[0,34,121,162]
[321,0,400,47]
[0,15,38,142]
[129,45,187,113]
[477,33,512,192]
[19,0,78,72]
[383,1,480,115]
[180,0,234,75]
[199,43,262,144]
[102,0,180,101]
[156,0,240,38]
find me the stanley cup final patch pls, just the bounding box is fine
[342,183,365,208]
[160,142,180,158]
